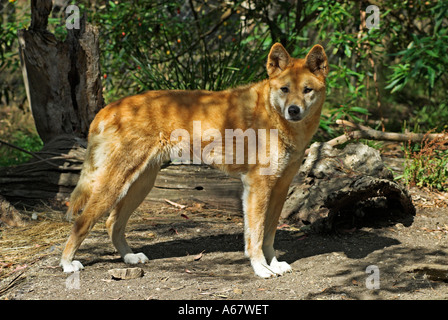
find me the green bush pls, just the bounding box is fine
[87,1,273,101]
[2,0,448,148]
[0,131,43,167]
[402,135,448,191]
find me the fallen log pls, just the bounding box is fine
[1,140,416,232]
[0,135,85,204]
[0,136,243,211]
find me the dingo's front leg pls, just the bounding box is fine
[241,173,289,278]
[241,161,300,278]
[262,160,301,275]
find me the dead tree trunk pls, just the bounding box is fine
[17,0,104,144]
[0,0,103,204]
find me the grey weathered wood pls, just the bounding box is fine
[0,135,86,203]
[148,164,243,212]
[0,138,243,209]
[281,142,415,231]
[17,0,104,144]
[108,267,144,280]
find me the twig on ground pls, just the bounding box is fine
[164,199,187,209]
[0,271,26,297]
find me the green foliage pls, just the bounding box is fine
[1,0,448,177]
[86,1,272,100]
[4,1,448,132]
[409,103,448,133]
[386,32,448,96]
[385,2,448,98]
[131,40,267,92]
[401,136,448,191]
[0,131,43,167]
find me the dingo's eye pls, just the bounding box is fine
[303,87,313,94]
[280,87,290,93]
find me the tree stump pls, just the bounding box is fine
[0,0,104,204]
[281,142,416,232]
[17,0,104,144]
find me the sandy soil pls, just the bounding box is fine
[1,187,447,302]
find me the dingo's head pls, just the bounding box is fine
[267,43,328,122]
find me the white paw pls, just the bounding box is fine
[61,260,84,273]
[123,252,149,264]
[251,261,277,278]
[270,258,292,275]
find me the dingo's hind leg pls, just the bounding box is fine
[60,189,117,272]
[60,149,160,272]
[106,164,160,264]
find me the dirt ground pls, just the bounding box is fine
[1,185,447,301]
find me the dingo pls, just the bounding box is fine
[60,43,328,278]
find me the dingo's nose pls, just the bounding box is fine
[287,105,301,120]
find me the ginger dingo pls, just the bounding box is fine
[60,43,328,278]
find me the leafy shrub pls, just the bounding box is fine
[402,132,448,191]
[2,0,448,153]
[0,131,43,167]
[385,2,448,99]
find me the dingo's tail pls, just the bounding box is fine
[66,177,91,220]
[65,147,96,220]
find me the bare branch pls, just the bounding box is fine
[336,120,448,143]
[305,120,448,156]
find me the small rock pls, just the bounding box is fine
[108,267,144,280]
[233,288,243,295]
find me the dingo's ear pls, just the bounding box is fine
[267,43,291,77]
[305,45,328,78]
